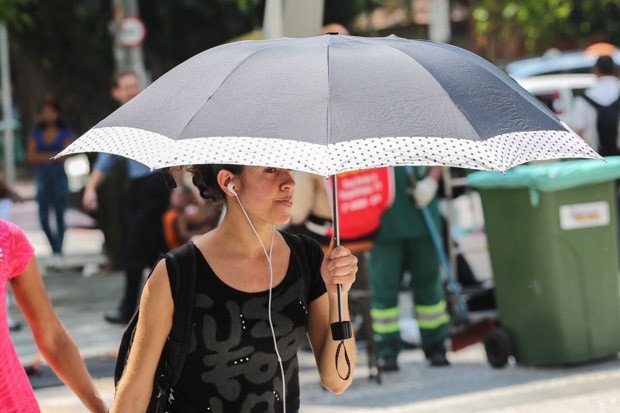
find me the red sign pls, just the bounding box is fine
[328,168,395,241]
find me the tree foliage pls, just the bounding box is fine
[569,0,620,45]
[0,0,37,29]
[7,0,114,151]
[6,0,379,149]
[141,0,263,78]
[472,0,620,59]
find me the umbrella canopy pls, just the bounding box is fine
[58,34,600,175]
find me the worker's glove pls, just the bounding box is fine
[411,176,438,208]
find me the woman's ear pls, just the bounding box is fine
[217,169,237,197]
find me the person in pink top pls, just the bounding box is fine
[0,219,107,412]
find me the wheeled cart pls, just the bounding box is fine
[467,158,620,367]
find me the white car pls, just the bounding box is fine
[515,73,596,126]
[506,48,620,79]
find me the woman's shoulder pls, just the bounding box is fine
[144,258,174,303]
[30,127,43,138]
[281,231,318,250]
[280,231,324,266]
[0,220,34,279]
[0,219,19,232]
[61,127,74,137]
[0,220,28,246]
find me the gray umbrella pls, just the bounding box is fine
[59,34,599,175]
[58,34,601,340]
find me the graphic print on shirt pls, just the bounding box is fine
[181,274,309,413]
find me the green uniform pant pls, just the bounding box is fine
[369,237,450,358]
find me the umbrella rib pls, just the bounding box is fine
[326,35,332,147]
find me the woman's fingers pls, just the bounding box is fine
[328,248,357,270]
[327,248,357,287]
[321,245,358,294]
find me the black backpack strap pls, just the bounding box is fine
[582,94,602,110]
[154,242,197,409]
[164,242,197,385]
[581,94,620,110]
[114,262,164,388]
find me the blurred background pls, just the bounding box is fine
[3,2,620,411]
[2,0,620,180]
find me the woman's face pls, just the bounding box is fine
[233,166,296,226]
[40,104,59,125]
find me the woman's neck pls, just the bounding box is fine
[215,210,276,259]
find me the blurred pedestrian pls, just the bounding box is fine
[572,55,620,155]
[320,22,349,36]
[286,171,333,246]
[83,70,171,325]
[572,55,620,247]
[368,166,450,371]
[162,183,220,249]
[111,164,357,412]
[0,219,107,413]
[87,72,136,272]
[26,98,73,268]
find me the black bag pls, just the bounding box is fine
[582,94,620,156]
[113,243,197,412]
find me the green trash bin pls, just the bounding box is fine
[468,157,620,366]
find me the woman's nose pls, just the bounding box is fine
[282,170,296,190]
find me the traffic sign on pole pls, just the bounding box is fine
[118,16,146,48]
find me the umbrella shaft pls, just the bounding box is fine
[332,174,341,247]
[330,175,351,341]
[331,174,343,321]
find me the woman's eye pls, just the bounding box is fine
[265,167,277,173]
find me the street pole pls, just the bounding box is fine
[429,0,451,43]
[262,0,284,39]
[263,0,324,39]
[0,22,15,187]
[111,0,148,86]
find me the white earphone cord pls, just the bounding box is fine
[232,191,287,413]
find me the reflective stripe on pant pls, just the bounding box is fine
[370,306,401,358]
[416,300,450,357]
[369,237,450,358]
[416,300,450,329]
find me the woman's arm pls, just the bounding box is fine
[307,241,357,394]
[26,136,62,165]
[111,259,174,412]
[11,257,108,413]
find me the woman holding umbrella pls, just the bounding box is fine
[112,164,357,412]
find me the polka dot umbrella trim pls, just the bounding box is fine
[57,34,602,174]
[63,126,598,176]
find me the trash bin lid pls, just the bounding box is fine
[467,156,620,192]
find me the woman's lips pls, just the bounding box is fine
[277,198,293,208]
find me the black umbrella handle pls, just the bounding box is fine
[330,174,353,341]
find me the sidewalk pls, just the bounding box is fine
[6,180,620,412]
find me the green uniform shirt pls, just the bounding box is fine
[374,166,441,241]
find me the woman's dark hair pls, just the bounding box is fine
[36,98,66,129]
[188,164,244,204]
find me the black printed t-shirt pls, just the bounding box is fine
[167,232,326,413]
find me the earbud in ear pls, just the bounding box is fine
[227,181,237,195]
